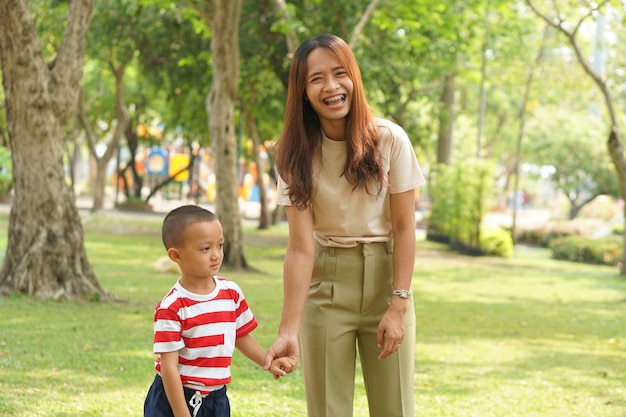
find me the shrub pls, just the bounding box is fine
[549,235,622,266]
[480,227,514,258]
[516,223,583,247]
[427,159,496,251]
[516,227,549,246]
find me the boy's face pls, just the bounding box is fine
[170,220,224,279]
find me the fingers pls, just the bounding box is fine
[377,313,405,359]
[377,343,402,359]
[377,331,404,360]
[263,349,275,370]
[376,327,385,349]
[274,357,298,374]
[268,355,299,380]
[265,335,301,379]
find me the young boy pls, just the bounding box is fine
[144,205,296,417]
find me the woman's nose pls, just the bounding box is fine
[322,77,339,91]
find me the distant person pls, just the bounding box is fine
[264,34,425,417]
[144,205,296,417]
[508,189,526,210]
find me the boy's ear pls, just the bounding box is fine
[167,247,182,263]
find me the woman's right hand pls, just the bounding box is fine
[264,206,312,371]
[264,333,300,371]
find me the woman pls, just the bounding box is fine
[264,34,425,417]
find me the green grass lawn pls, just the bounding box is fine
[0,210,624,416]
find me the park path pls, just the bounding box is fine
[0,194,554,231]
[0,189,560,237]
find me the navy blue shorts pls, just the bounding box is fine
[144,374,230,417]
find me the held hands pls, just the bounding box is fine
[264,333,300,379]
[266,355,299,380]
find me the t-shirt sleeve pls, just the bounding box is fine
[153,304,185,354]
[275,172,293,207]
[231,284,258,338]
[387,123,426,194]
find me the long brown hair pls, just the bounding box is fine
[275,34,384,210]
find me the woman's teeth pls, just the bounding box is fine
[323,95,345,105]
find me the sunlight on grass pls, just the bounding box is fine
[0,212,625,416]
[413,239,626,417]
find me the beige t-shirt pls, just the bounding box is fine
[276,118,425,247]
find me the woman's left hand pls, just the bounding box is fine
[376,301,407,359]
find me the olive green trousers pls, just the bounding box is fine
[300,241,416,417]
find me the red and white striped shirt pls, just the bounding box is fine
[153,276,258,393]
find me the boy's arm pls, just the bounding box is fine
[235,334,271,368]
[160,351,192,417]
[236,334,298,379]
[236,334,295,379]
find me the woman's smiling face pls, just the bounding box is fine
[305,47,354,135]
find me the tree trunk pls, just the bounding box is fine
[80,66,129,212]
[0,0,107,299]
[272,0,299,54]
[436,73,456,165]
[476,6,490,158]
[121,126,143,199]
[244,109,271,229]
[205,0,247,268]
[511,25,548,242]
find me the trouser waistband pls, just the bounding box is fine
[185,385,227,417]
[183,385,226,398]
[314,240,393,256]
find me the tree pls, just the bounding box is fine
[0,0,106,298]
[361,1,488,163]
[78,70,129,212]
[525,107,619,219]
[190,0,246,268]
[134,3,212,141]
[127,3,212,206]
[78,0,143,212]
[0,74,6,147]
[526,0,626,273]
[233,1,287,228]
[509,23,549,239]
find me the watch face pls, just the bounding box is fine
[393,290,411,299]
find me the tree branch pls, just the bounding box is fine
[348,0,381,49]
[525,0,617,128]
[273,0,299,54]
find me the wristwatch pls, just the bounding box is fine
[391,289,411,299]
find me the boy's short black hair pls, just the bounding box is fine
[161,205,218,249]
